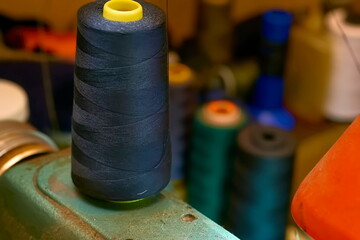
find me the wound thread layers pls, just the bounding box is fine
[71,0,171,201]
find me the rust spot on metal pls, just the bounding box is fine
[181,213,197,222]
[48,176,80,198]
[32,158,105,240]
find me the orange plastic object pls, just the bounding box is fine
[292,115,360,240]
[6,27,76,61]
[202,100,242,127]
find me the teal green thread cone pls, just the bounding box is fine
[187,100,247,223]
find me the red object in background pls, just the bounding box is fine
[5,27,76,61]
[292,116,360,240]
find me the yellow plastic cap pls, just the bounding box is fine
[169,63,193,85]
[103,0,143,22]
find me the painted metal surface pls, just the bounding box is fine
[0,149,239,239]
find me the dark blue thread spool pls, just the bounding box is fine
[71,0,171,201]
[228,124,295,240]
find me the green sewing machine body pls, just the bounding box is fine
[0,149,238,239]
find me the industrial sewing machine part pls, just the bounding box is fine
[0,121,58,175]
[0,122,238,238]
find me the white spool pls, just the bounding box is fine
[0,79,29,122]
[324,9,360,122]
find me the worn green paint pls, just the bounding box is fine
[0,149,239,240]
